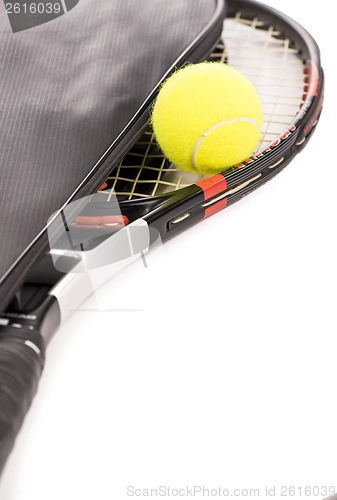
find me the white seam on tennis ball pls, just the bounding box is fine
[191,117,260,172]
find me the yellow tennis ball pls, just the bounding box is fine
[151,62,264,175]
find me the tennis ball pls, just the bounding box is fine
[151,62,263,175]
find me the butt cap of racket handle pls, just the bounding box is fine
[0,337,45,476]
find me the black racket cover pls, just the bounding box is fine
[0,0,225,312]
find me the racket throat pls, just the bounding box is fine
[1,293,60,350]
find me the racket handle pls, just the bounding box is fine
[0,336,45,475]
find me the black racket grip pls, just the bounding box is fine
[0,336,45,475]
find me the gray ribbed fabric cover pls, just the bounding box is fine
[0,0,219,298]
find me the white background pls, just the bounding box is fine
[1,1,336,499]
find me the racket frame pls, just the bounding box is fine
[0,0,324,479]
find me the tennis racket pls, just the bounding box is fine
[0,0,324,477]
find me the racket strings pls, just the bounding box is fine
[225,13,304,149]
[102,13,307,201]
[104,132,195,200]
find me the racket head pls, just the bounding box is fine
[49,0,324,262]
[81,0,323,236]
